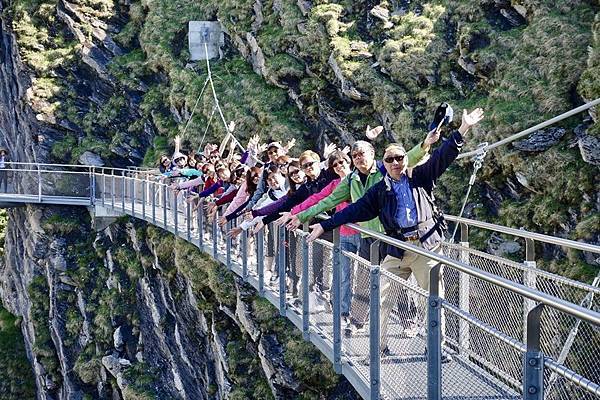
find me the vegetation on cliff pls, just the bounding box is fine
[0,305,36,398]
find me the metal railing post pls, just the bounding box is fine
[111,173,115,209]
[37,165,42,202]
[427,264,442,400]
[197,201,204,250]
[212,211,218,259]
[242,229,248,281]
[332,227,342,373]
[142,179,146,219]
[302,223,310,340]
[102,171,106,206]
[226,220,232,268]
[278,225,286,316]
[90,167,96,205]
[121,173,126,212]
[151,181,156,224]
[524,304,545,400]
[186,198,191,242]
[257,228,265,296]
[523,238,537,342]
[131,178,136,217]
[173,191,178,235]
[369,240,381,400]
[459,223,470,352]
[162,185,168,230]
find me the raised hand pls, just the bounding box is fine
[218,216,227,227]
[323,142,337,159]
[459,108,485,134]
[285,138,296,152]
[366,125,384,140]
[423,126,441,148]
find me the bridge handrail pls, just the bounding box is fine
[444,214,600,254]
[338,221,600,326]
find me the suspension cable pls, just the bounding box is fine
[180,77,210,139]
[458,98,600,160]
[198,106,217,153]
[450,142,488,241]
[203,42,244,155]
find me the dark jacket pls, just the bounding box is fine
[320,131,464,259]
[262,168,338,225]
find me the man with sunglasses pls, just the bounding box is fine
[306,108,484,357]
[282,128,437,334]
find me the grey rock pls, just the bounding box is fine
[513,127,566,152]
[79,151,105,166]
[113,326,124,350]
[499,7,527,27]
[297,0,312,15]
[370,6,394,29]
[576,129,600,166]
[328,53,368,101]
[487,233,522,257]
[258,334,302,399]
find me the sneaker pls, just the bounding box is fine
[423,347,453,364]
[402,325,425,338]
[381,345,392,357]
[344,321,365,338]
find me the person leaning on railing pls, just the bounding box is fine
[281,127,439,334]
[306,108,485,359]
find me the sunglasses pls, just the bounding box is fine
[289,169,301,177]
[353,150,369,158]
[383,154,406,164]
[332,160,347,169]
[268,149,279,155]
[301,161,316,170]
[161,158,170,164]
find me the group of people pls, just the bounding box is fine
[157,106,485,358]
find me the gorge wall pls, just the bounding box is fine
[0,0,599,398]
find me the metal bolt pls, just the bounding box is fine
[371,380,378,386]
[372,284,377,289]
[528,386,537,394]
[430,300,438,307]
[430,321,438,327]
[528,358,537,366]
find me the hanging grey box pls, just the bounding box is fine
[188,21,224,61]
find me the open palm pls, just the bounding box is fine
[462,108,485,128]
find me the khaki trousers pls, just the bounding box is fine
[379,242,445,349]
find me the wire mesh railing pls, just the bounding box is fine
[0,164,599,400]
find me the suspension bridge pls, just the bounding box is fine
[0,161,598,400]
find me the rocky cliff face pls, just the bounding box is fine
[1,206,355,399]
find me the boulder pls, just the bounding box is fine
[513,127,566,152]
[370,5,393,29]
[576,128,600,166]
[79,151,105,166]
[258,334,302,398]
[487,233,522,257]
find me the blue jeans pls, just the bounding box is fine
[340,234,360,316]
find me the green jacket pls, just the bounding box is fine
[298,143,428,237]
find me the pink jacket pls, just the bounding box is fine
[291,178,358,236]
[224,181,250,216]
